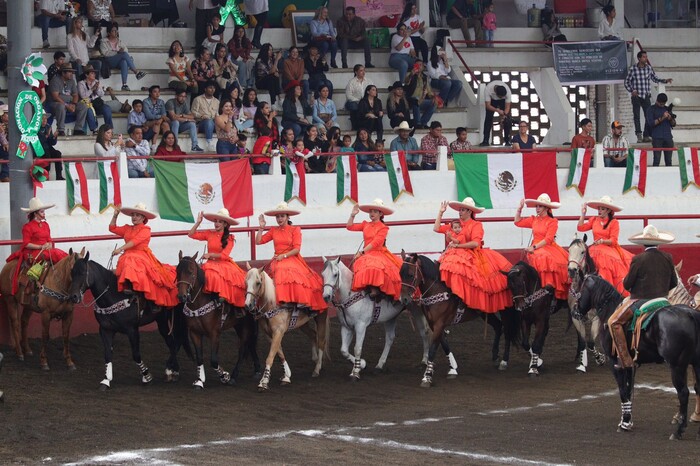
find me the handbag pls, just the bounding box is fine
[92,97,105,114]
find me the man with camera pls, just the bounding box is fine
[646,93,676,167]
[37,0,71,49]
[624,51,672,144]
[479,80,511,147]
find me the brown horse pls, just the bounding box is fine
[0,248,84,370]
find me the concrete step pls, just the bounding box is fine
[654,67,700,86]
[640,49,700,67]
[673,106,700,121]
[672,124,700,143]
[666,87,700,105]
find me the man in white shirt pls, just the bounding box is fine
[126,126,153,178]
[191,82,220,151]
[479,80,511,147]
[345,64,373,130]
[38,0,70,49]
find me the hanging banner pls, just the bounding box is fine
[552,40,627,85]
[345,0,405,24]
[14,90,45,159]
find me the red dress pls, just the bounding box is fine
[190,230,247,307]
[515,216,570,300]
[577,217,633,296]
[6,220,69,294]
[439,220,513,312]
[258,226,327,311]
[109,223,178,307]
[347,221,402,300]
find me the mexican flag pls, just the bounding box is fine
[153,159,253,222]
[384,151,413,201]
[623,149,648,196]
[65,161,90,214]
[98,160,121,213]
[678,147,700,191]
[284,158,307,205]
[336,154,358,204]
[566,148,592,196]
[454,152,558,209]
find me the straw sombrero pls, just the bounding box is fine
[21,197,55,213]
[264,201,300,217]
[203,208,239,226]
[586,195,621,212]
[358,198,394,216]
[448,197,485,213]
[628,224,675,246]
[393,121,413,133]
[524,193,561,209]
[120,203,157,219]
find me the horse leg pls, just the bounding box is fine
[421,321,445,388]
[440,334,458,378]
[691,365,700,437]
[61,311,76,370]
[498,308,518,372]
[614,367,634,432]
[339,317,356,366]
[247,316,262,377]
[20,304,33,358]
[311,313,328,378]
[229,319,246,385]
[98,326,115,390]
[486,313,502,363]
[374,318,397,374]
[299,319,319,364]
[349,322,369,381]
[190,329,205,389]
[6,299,24,360]
[409,304,430,365]
[589,314,607,366]
[39,311,51,371]
[670,365,690,440]
[127,327,152,385]
[258,321,284,392]
[156,311,180,383]
[528,316,549,377]
[211,326,230,385]
[572,319,588,373]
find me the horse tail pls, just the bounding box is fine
[318,311,332,363]
[502,307,522,347]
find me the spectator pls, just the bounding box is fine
[191,46,217,96]
[399,2,428,62]
[336,6,374,69]
[167,40,198,95]
[646,93,675,167]
[326,126,342,172]
[214,99,240,160]
[38,0,70,49]
[511,120,537,150]
[282,81,312,139]
[99,22,146,91]
[541,10,566,45]
[67,16,103,79]
[428,46,462,107]
[404,59,436,129]
[227,25,255,89]
[191,81,220,151]
[602,121,629,168]
[129,99,160,148]
[37,112,64,180]
[373,139,388,170]
[304,45,333,99]
[142,85,171,140]
[239,88,259,133]
[357,85,384,142]
[390,121,420,170]
[201,12,225,55]
[387,81,414,129]
[94,124,124,174]
[87,0,115,28]
[190,0,219,49]
[0,33,6,73]
[255,44,282,105]
[625,50,672,143]
[479,80,511,146]
[48,64,89,136]
[345,65,373,130]
[234,133,250,161]
[244,0,269,49]
[571,118,595,149]
[389,24,417,84]
[419,121,448,170]
[228,86,244,128]
[154,130,187,162]
[149,0,180,27]
[47,51,66,83]
[447,0,484,48]
[279,127,296,160]
[354,128,382,172]
[212,43,239,96]
[482,1,497,47]
[282,46,310,101]
[304,126,330,173]
[312,85,337,136]
[254,101,280,142]
[78,64,113,134]
[449,127,472,163]
[0,105,9,182]
[125,126,154,178]
[309,6,338,68]
[598,4,623,41]
[166,90,203,152]
[251,126,273,174]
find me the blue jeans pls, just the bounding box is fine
[235,119,255,132]
[216,140,238,161]
[197,119,214,142]
[430,78,463,106]
[411,97,436,127]
[345,101,359,129]
[0,148,9,180]
[358,163,383,172]
[86,103,113,131]
[253,163,270,174]
[310,39,338,64]
[38,14,69,41]
[104,52,137,85]
[421,161,437,170]
[128,166,154,178]
[233,59,255,88]
[485,29,494,47]
[308,74,333,98]
[388,54,416,83]
[171,120,198,147]
[282,121,304,139]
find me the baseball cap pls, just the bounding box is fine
[611,121,624,129]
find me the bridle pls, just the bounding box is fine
[245,269,273,317]
[508,266,552,310]
[176,257,203,304]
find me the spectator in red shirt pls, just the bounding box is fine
[154,130,187,162]
[571,118,595,149]
[251,126,274,174]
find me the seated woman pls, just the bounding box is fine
[166,40,197,95]
[389,24,417,83]
[67,16,102,79]
[190,46,218,97]
[357,85,384,142]
[227,25,255,89]
[238,87,259,133]
[154,130,186,162]
[304,45,333,99]
[282,81,312,139]
[353,128,383,172]
[303,125,329,173]
[427,45,463,107]
[255,44,282,105]
[541,10,567,46]
[78,65,113,134]
[212,43,238,96]
[282,46,310,101]
[99,22,146,91]
[511,120,537,150]
[309,6,338,69]
[386,81,414,129]
[254,100,280,142]
[598,4,623,41]
[311,84,337,135]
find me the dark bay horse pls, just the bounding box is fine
[400,253,519,387]
[68,254,189,390]
[176,252,261,389]
[575,273,700,440]
[0,248,84,370]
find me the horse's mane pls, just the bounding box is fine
[586,274,623,317]
[416,254,440,282]
[514,261,541,287]
[87,259,119,289]
[260,269,276,304]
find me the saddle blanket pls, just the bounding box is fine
[628,297,670,332]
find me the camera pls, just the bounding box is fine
[667,103,677,120]
[503,113,520,127]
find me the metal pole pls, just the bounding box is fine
[7,0,35,247]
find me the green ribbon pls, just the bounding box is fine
[15,90,45,159]
[220,0,247,26]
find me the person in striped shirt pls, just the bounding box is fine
[624,51,672,143]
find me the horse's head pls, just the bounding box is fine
[567,236,588,280]
[321,256,342,303]
[399,253,422,306]
[506,264,527,311]
[667,260,698,309]
[176,251,201,304]
[244,266,265,312]
[68,252,90,304]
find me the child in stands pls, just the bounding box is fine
[483,2,497,48]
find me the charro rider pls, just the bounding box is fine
[608,225,676,370]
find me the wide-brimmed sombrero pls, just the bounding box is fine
[524,193,561,209]
[358,198,394,215]
[586,195,622,212]
[628,224,675,246]
[448,197,485,213]
[21,197,55,213]
[120,203,157,220]
[203,208,239,225]
[393,121,413,133]
[264,201,300,217]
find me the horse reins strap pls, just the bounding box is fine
[39,285,70,303]
[183,301,217,318]
[94,299,131,315]
[420,292,451,307]
[523,287,552,308]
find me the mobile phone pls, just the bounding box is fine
[413,63,421,71]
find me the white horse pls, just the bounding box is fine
[321,257,456,381]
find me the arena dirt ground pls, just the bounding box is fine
[1,310,700,465]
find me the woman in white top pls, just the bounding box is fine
[99,22,146,91]
[598,4,623,40]
[93,123,124,177]
[399,2,428,62]
[389,24,417,84]
[87,0,115,28]
[427,45,463,107]
[67,16,103,80]
[166,40,197,95]
[78,64,113,134]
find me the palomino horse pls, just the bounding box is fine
[176,252,261,389]
[0,248,84,370]
[400,253,519,387]
[506,261,555,376]
[68,254,189,389]
[244,265,329,392]
[321,257,437,380]
[575,274,700,440]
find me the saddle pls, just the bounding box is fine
[628,298,670,356]
[19,260,50,307]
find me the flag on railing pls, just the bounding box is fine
[152,159,253,222]
[623,149,648,196]
[385,151,413,201]
[65,161,90,214]
[284,158,307,205]
[98,160,122,213]
[566,148,592,196]
[454,152,558,209]
[678,147,700,191]
[336,153,358,204]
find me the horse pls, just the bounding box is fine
[176,252,261,389]
[244,265,329,392]
[575,273,700,439]
[321,256,438,381]
[0,248,84,370]
[399,253,519,387]
[68,254,189,390]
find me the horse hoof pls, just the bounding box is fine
[349,374,360,382]
[18,355,24,362]
[446,374,457,380]
[99,383,110,391]
[420,380,432,388]
[193,380,204,390]
[193,385,203,391]
[498,361,508,371]
[669,432,682,440]
[227,378,237,386]
[690,413,700,423]
[41,364,50,372]
[373,366,388,375]
[576,364,586,373]
[142,375,153,385]
[528,369,540,377]
[280,380,291,386]
[67,364,77,372]
[26,350,33,357]
[257,384,269,392]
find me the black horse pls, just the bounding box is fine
[68,254,190,390]
[575,273,700,439]
[506,261,555,376]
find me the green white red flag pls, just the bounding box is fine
[623,149,648,196]
[98,160,121,213]
[678,147,700,191]
[284,158,307,205]
[65,161,90,214]
[384,151,413,201]
[336,154,358,204]
[566,148,592,196]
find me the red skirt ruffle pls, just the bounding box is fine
[269,256,328,311]
[589,244,633,297]
[202,259,247,307]
[526,243,570,300]
[351,249,402,300]
[115,249,178,307]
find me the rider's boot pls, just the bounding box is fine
[122,280,134,296]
